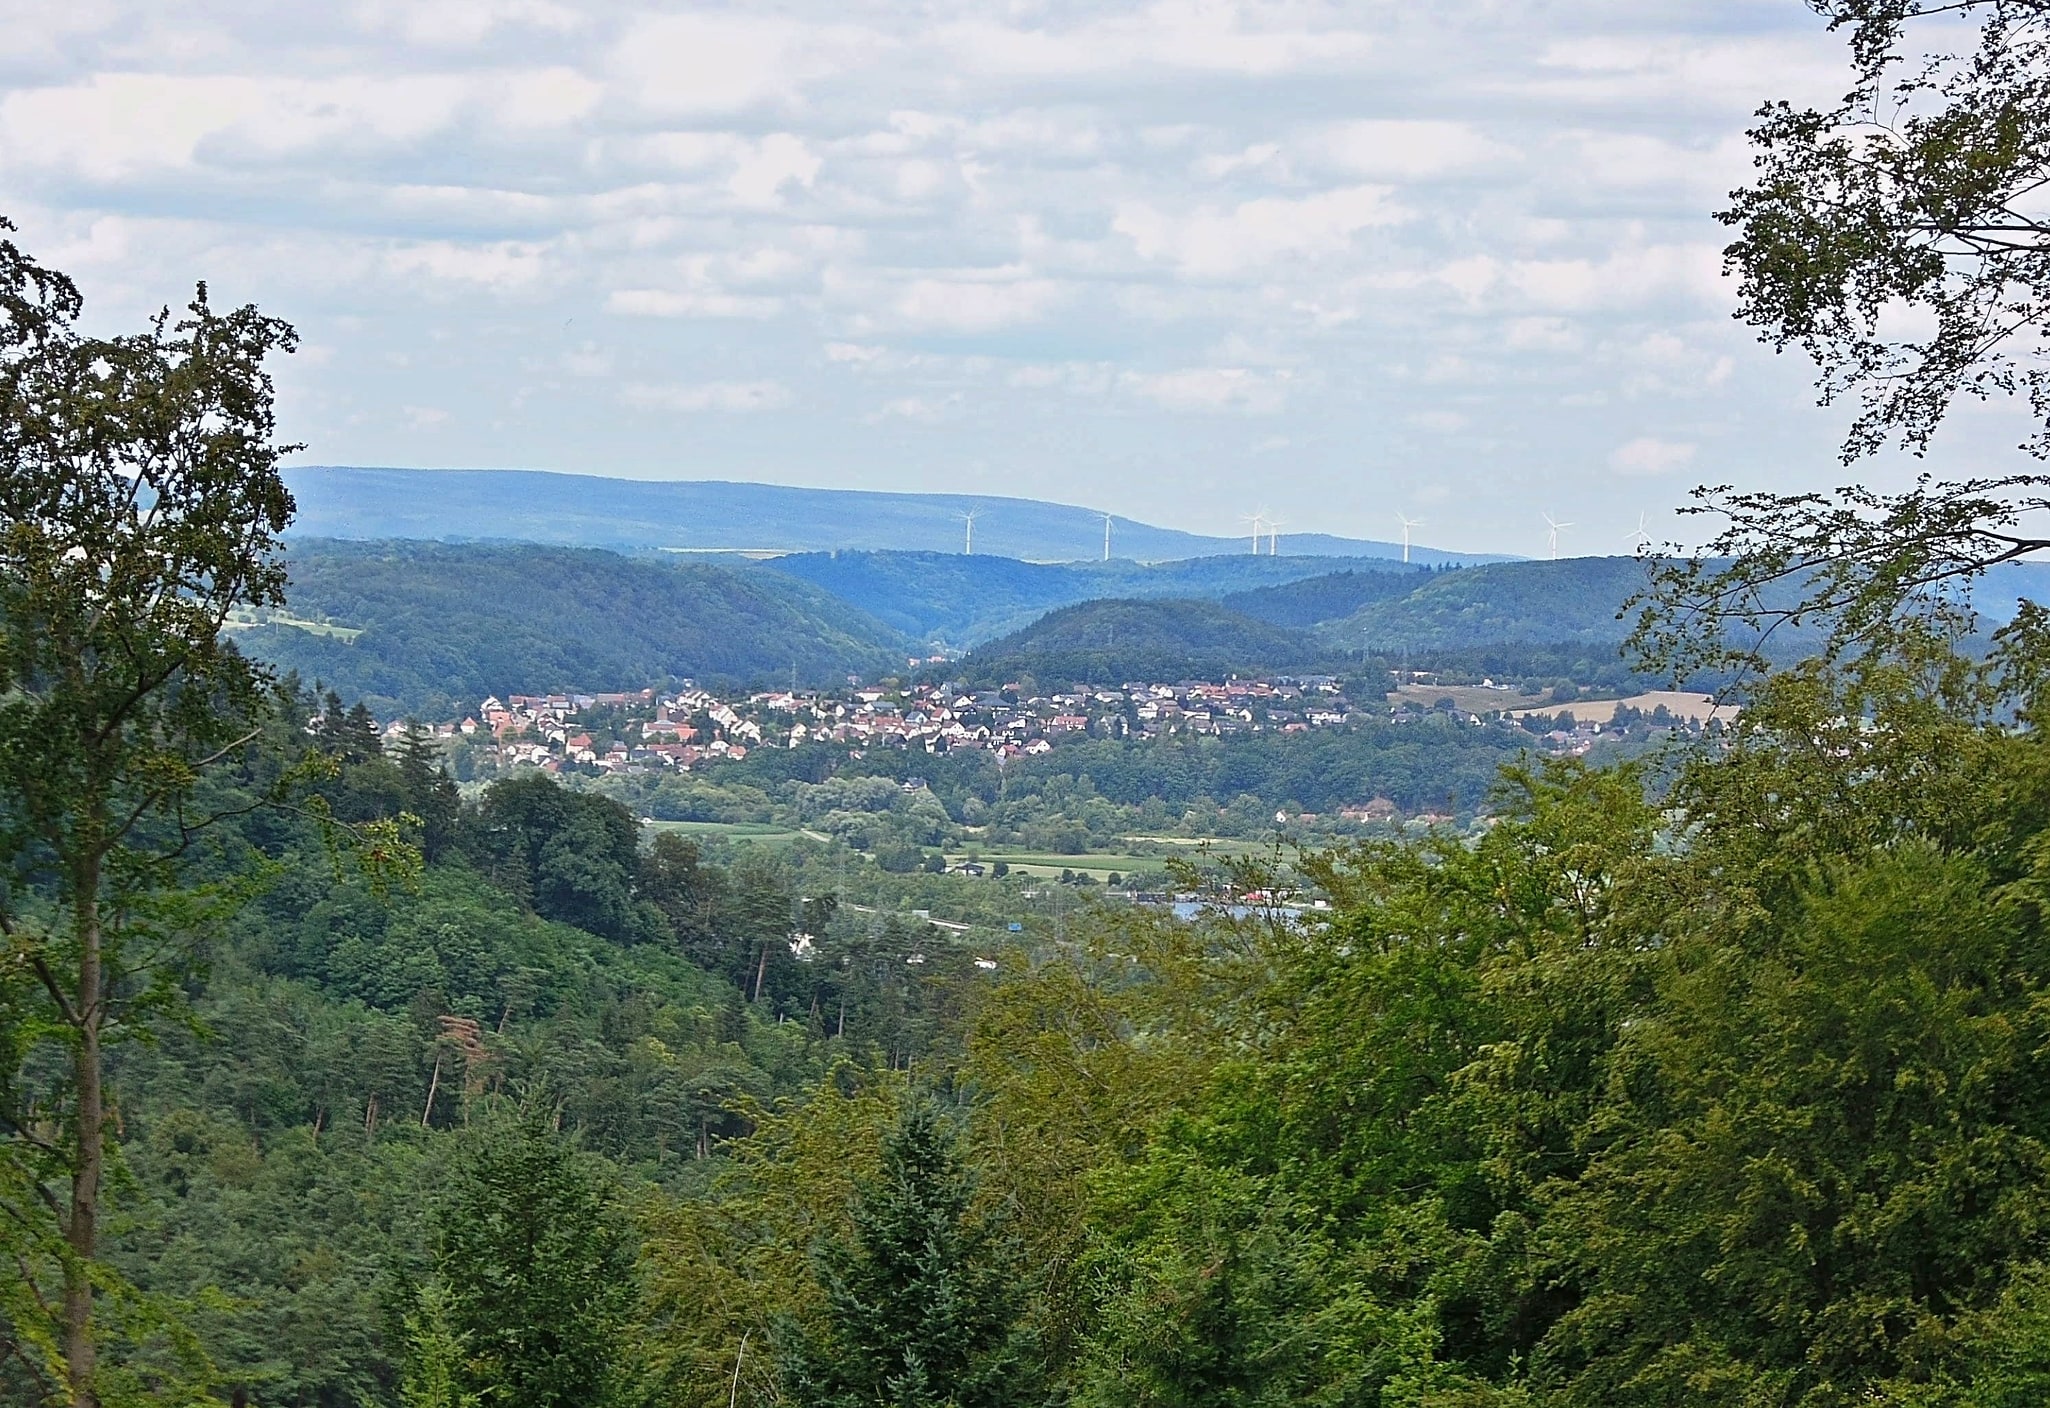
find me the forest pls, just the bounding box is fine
[18,4,2050,1407]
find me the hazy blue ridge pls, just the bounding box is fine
[758,549,1429,646]
[238,540,909,718]
[281,465,1506,565]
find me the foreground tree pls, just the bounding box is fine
[0,217,302,1404]
[1643,1,2050,676]
[411,1120,636,1408]
[780,1099,1043,1408]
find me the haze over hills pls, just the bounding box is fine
[283,466,1503,566]
[759,550,1429,646]
[238,539,2050,720]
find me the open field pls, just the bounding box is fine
[224,610,364,641]
[1387,683,1556,714]
[948,850,1164,880]
[1505,690,1738,725]
[641,819,809,844]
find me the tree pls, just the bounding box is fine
[780,1099,1042,1408]
[0,216,301,1406]
[392,725,460,863]
[467,776,642,939]
[1640,1,2050,680]
[416,1119,635,1408]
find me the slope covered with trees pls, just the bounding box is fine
[959,597,1326,685]
[238,540,909,719]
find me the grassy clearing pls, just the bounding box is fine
[1387,683,1545,714]
[225,610,364,642]
[641,819,807,845]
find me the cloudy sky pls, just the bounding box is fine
[2,1,2027,555]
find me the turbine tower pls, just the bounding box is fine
[1266,517,1287,555]
[1396,513,1423,564]
[1240,509,1268,555]
[959,509,979,555]
[1102,512,1114,562]
[1543,512,1572,561]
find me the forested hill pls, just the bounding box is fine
[959,597,1324,684]
[1321,557,1657,650]
[1222,567,1445,628]
[759,550,1426,646]
[236,540,908,719]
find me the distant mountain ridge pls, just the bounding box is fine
[759,550,1429,646]
[283,466,1504,566]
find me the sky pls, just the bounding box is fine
[3,0,2035,557]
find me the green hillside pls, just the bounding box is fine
[1222,567,1441,628]
[959,597,1324,685]
[236,540,908,719]
[760,550,1425,646]
[1324,557,1655,651]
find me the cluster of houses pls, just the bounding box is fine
[419,674,1369,777]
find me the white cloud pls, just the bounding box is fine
[874,275,1066,333]
[1311,120,1509,180]
[620,380,793,413]
[1609,436,1697,476]
[867,394,959,423]
[939,3,1377,79]
[385,240,547,289]
[0,1,1878,549]
[610,13,885,114]
[728,134,823,206]
[1122,367,1293,414]
[606,289,783,319]
[1115,185,1406,276]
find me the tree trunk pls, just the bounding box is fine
[64,867,103,1408]
[751,943,768,1003]
[421,1052,442,1129]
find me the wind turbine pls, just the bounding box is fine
[1396,513,1423,565]
[1101,512,1114,562]
[958,509,979,555]
[1624,512,1653,553]
[1543,512,1572,561]
[1240,509,1268,555]
[1265,517,1287,555]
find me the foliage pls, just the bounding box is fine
[1723,0,2050,465]
[0,212,303,1407]
[779,1098,1043,1408]
[413,1119,636,1408]
[1640,2,2050,686]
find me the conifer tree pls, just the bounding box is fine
[780,1100,1043,1408]
[419,1120,635,1408]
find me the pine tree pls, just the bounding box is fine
[392,723,460,861]
[780,1100,1043,1408]
[420,1120,636,1408]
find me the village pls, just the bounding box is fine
[398,674,1369,777]
[376,671,1703,783]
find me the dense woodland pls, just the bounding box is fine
[24,3,2050,1406]
[243,541,908,720]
